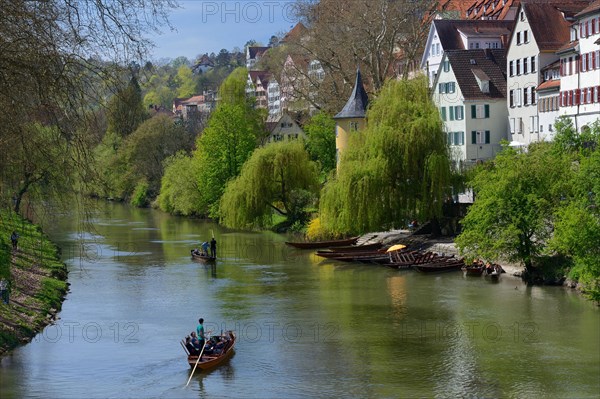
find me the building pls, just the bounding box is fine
[557,0,600,131]
[432,49,508,167]
[421,19,512,86]
[536,61,561,140]
[267,79,281,116]
[246,71,272,110]
[506,0,590,146]
[265,112,306,143]
[334,69,369,168]
[466,0,521,20]
[246,46,270,70]
[172,92,216,120]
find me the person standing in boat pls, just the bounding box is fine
[210,237,217,258]
[196,318,206,350]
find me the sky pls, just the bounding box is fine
[148,1,299,61]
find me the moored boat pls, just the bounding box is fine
[462,266,485,276]
[315,248,387,259]
[285,236,359,249]
[184,331,236,370]
[325,242,383,252]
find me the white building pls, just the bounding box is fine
[421,19,512,86]
[246,46,270,70]
[536,61,561,140]
[506,0,590,145]
[432,49,508,168]
[265,112,306,143]
[267,79,281,116]
[558,1,600,131]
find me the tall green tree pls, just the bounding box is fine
[107,75,148,137]
[318,76,452,235]
[175,65,197,98]
[191,67,266,216]
[157,152,203,216]
[305,111,336,175]
[456,143,572,271]
[220,141,320,229]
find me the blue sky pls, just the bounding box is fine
[148,1,298,61]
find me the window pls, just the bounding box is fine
[582,53,587,72]
[509,60,514,77]
[516,59,521,75]
[441,107,447,121]
[516,117,522,134]
[596,51,600,70]
[520,11,525,21]
[443,60,450,72]
[524,57,529,74]
[447,82,456,93]
[531,87,536,104]
[448,131,465,146]
[350,121,359,131]
[586,87,592,104]
[529,116,538,133]
[524,87,529,105]
[439,83,446,94]
[471,104,490,118]
[471,130,491,144]
[510,90,515,108]
[524,30,529,43]
[517,31,521,45]
[531,56,536,73]
[452,106,464,120]
[510,118,515,133]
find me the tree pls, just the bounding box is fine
[0,0,175,213]
[107,75,148,137]
[220,141,319,229]
[304,111,337,175]
[318,76,452,235]
[456,143,572,272]
[191,68,266,216]
[289,0,438,112]
[175,65,198,98]
[157,152,203,215]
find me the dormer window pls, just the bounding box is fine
[472,69,490,94]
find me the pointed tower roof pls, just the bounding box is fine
[334,69,369,119]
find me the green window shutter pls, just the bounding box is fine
[441,107,446,121]
[471,105,476,118]
[484,104,490,118]
[471,131,477,144]
[449,107,454,120]
[485,130,490,144]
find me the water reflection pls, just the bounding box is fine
[0,202,598,398]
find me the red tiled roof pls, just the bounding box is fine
[248,71,272,89]
[248,46,270,59]
[575,0,600,17]
[434,20,513,50]
[556,39,579,53]
[445,48,507,100]
[537,80,561,90]
[522,1,591,52]
[281,22,309,43]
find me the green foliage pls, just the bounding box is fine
[130,180,149,207]
[107,75,147,137]
[304,111,337,175]
[318,76,452,236]
[156,152,203,216]
[175,65,197,98]
[92,115,193,204]
[456,144,571,270]
[191,68,266,216]
[220,141,320,229]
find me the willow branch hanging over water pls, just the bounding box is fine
[319,76,452,236]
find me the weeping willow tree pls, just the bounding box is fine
[220,141,320,229]
[319,76,451,236]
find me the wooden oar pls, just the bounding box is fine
[185,330,213,387]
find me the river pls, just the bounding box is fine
[0,202,598,398]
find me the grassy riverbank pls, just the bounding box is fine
[0,211,68,356]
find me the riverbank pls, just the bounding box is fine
[0,211,68,356]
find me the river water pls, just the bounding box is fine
[0,203,598,398]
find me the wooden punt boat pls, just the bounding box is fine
[315,248,386,259]
[462,266,485,276]
[184,331,236,370]
[191,250,216,262]
[333,253,392,264]
[413,257,465,273]
[325,242,383,252]
[285,236,359,249]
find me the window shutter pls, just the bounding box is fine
[471,131,477,144]
[449,107,454,121]
[471,105,476,118]
[485,131,490,144]
[441,107,446,121]
[484,104,490,118]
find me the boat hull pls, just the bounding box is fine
[191,253,216,262]
[285,236,359,249]
[187,331,235,370]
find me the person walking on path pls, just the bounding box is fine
[10,231,19,251]
[210,237,217,258]
[0,278,9,305]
